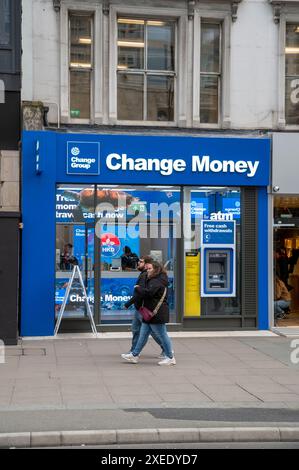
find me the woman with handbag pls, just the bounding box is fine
[121,261,176,366]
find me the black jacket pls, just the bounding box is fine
[124,270,147,310]
[136,272,169,324]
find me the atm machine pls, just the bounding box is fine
[201,220,236,297]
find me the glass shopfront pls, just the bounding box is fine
[21,131,270,336]
[55,183,241,327]
[274,196,299,327]
[55,184,180,324]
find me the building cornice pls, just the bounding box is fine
[268,0,299,23]
[52,1,243,22]
[190,0,243,22]
[52,0,61,12]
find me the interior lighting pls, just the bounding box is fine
[285,47,299,54]
[147,21,166,26]
[118,41,144,48]
[70,62,92,68]
[79,38,92,44]
[118,18,145,25]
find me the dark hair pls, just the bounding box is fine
[147,260,166,278]
[66,243,73,249]
[124,246,132,255]
[142,255,154,264]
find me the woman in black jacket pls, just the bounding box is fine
[121,261,176,366]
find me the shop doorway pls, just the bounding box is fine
[95,220,179,324]
[274,196,299,327]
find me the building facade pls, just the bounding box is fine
[20,0,299,336]
[0,0,21,344]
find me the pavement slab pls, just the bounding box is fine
[0,334,299,436]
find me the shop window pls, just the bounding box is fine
[69,14,93,120]
[117,18,175,122]
[184,187,241,318]
[55,184,96,321]
[200,21,221,125]
[274,196,299,326]
[0,0,11,46]
[55,184,181,324]
[285,23,299,125]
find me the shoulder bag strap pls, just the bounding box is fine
[152,288,167,316]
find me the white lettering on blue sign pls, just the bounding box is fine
[106,153,260,178]
[71,156,96,170]
[191,155,259,177]
[210,211,233,221]
[106,153,186,176]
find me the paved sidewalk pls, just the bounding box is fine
[1,332,299,439]
[1,333,299,409]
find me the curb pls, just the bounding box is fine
[1,427,299,447]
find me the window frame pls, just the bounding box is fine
[68,11,94,122]
[109,5,188,127]
[199,20,222,126]
[0,0,12,49]
[60,1,103,125]
[278,13,299,129]
[193,8,231,129]
[116,18,177,122]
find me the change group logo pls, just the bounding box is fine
[67,141,100,175]
[71,147,80,156]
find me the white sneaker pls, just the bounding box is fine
[157,350,174,359]
[158,356,176,366]
[157,352,166,359]
[121,353,139,364]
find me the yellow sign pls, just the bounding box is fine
[184,252,201,317]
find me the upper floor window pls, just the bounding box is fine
[285,23,299,125]
[69,13,93,120]
[200,21,221,125]
[0,0,11,46]
[117,18,175,122]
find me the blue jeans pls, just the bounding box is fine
[130,310,164,353]
[274,300,290,317]
[132,323,173,359]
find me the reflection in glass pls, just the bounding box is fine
[70,71,91,119]
[285,77,299,125]
[200,22,221,124]
[69,15,92,119]
[117,73,144,120]
[184,188,241,317]
[70,16,92,67]
[117,19,144,69]
[0,0,10,46]
[147,76,174,121]
[55,184,95,320]
[147,23,175,71]
[286,24,299,76]
[117,17,176,121]
[95,185,181,324]
[200,75,219,124]
[285,24,299,125]
[200,23,220,73]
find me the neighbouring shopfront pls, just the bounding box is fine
[21,131,270,336]
[272,133,299,328]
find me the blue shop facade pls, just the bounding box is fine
[21,131,270,336]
